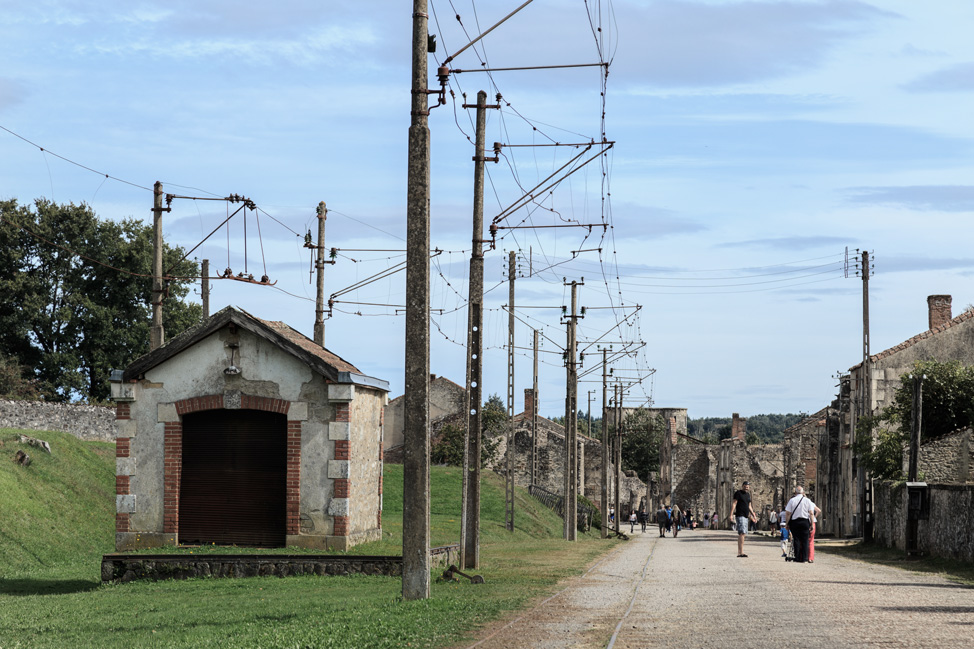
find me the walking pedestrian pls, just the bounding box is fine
[809,511,817,562]
[729,481,758,558]
[703,511,710,529]
[769,508,778,537]
[784,486,821,563]
[655,505,668,537]
[710,510,717,529]
[780,509,790,556]
[671,503,683,538]
[609,506,614,524]
[629,510,638,533]
[639,508,648,533]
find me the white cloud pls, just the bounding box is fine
[903,62,974,92]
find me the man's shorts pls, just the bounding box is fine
[735,516,749,535]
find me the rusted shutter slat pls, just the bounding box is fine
[179,409,287,547]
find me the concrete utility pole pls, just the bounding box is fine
[600,347,609,538]
[150,181,165,351]
[201,259,210,319]
[614,383,622,535]
[859,249,873,542]
[563,280,580,541]
[531,329,539,487]
[314,201,328,347]
[403,0,432,601]
[505,250,516,532]
[461,91,489,569]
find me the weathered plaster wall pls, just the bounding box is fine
[348,385,385,543]
[0,399,115,442]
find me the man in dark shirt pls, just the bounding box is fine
[729,481,758,557]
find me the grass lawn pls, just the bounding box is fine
[0,429,616,648]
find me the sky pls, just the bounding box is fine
[2,0,974,419]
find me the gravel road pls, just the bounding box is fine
[462,528,974,648]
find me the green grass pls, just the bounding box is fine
[0,428,615,648]
[817,541,974,587]
[0,429,116,584]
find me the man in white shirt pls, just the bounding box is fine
[783,486,821,563]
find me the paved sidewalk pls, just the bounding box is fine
[466,529,974,648]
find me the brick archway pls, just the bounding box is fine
[163,394,300,541]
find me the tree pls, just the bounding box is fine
[855,360,974,480]
[0,354,41,400]
[619,409,667,482]
[0,199,201,402]
[430,394,505,468]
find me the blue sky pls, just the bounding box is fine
[2,0,973,418]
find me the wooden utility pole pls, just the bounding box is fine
[563,280,580,541]
[314,201,328,347]
[531,329,539,487]
[505,251,516,532]
[201,259,210,319]
[461,91,488,568]
[600,347,609,538]
[908,373,923,482]
[403,0,432,601]
[150,181,165,350]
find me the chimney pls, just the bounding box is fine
[668,417,678,444]
[731,413,746,442]
[524,388,535,416]
[927,295,952,330]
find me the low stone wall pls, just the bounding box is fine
[103,544,460,584]
[873,481,974,562]
[0,399,115,442]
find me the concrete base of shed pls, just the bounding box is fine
[287,528,382,551]
[116,532,177,551]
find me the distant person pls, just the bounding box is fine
[729,481,758,558]
[671,504,683,538]
[809,510,818,563]
[629,510,638,533]
[703,511,710,529]
[665,505,673,534]
[780,509,790,556]
[784,486,821,564]
[609,506,615,524]
[711,510,718,529]
[656,506,668,537]
[639,508,648,534]
[769,509,778,537]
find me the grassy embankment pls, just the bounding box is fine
[0,428,613,648]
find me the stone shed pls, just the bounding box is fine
[110,306,389,552]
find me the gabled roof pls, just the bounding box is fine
[121,306,388,390]
[851,307,974,371]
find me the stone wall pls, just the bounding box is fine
[909,427,973,484]
[668,444,717,521]
[0,399,115,442]
[715,439,784,530]
[873,481,974,562]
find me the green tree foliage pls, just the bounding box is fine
[618,409,666,482]
[430,395,504,467]
[0,354,41,399]
[855,360,974,480]
[687,413,804,444]
[0,199,201,402]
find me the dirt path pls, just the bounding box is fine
[462,529,974,648]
